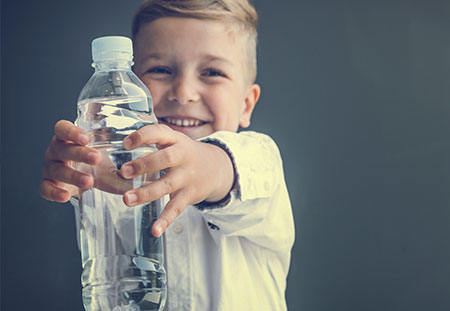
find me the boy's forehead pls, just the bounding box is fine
[135,17,243,51]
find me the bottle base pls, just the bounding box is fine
[83,284,165,311]
[81,255,166,311]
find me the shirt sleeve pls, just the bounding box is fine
[196,130,295,253]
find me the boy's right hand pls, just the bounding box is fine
[40,120,101,202]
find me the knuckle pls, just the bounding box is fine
[157,123,170,132]
[172,204,183,217]
[163,217,170,227]
[162,178,174,195]
[164,200,184,224]
[162,148,176,166]
[158,123,177,140]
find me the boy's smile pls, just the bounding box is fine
[134,17,260,140]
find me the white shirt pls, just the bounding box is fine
[163,131,295,311]
[73,131,295,311]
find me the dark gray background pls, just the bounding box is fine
[2,0,450,310]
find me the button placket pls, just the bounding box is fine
[166,211,191,310]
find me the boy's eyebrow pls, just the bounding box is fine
[201,54,234,67]
[141,53,164,62]
[141,53,233,66]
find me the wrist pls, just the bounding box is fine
[202,141,235,203]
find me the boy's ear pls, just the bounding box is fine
[240,83,261,128]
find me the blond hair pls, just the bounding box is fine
[132,0,258,83]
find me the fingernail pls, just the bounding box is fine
[87,152,98,163]
[122,164,134,177]
[78,134,89,145]
[126,192,137,205]
[123,137,133,149]
[154,224,163,236]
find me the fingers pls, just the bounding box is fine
[123,170,194,237]
[119,124,198,236]
[45,161,94,190]
[123,169,183,206]
[41,120,95,203]
[40,179,72,202]
[54,120,89,145]
[123,124,177,150]
[120,145,180,179]
[119,124,182,179]
[152,192,189,237]
[47,138,100,164]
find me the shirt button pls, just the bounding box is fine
[172,222,183,234]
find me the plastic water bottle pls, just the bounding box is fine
[74,36,166,311]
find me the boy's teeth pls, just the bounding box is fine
[165,118,201,127]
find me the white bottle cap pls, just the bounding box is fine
[91,36,133,62]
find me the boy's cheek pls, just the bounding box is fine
[142,81,163,103]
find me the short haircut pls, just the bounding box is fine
[132,0,258,84]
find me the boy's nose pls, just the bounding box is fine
[167,75,200,105]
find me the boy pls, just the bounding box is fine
[40,0,295,310]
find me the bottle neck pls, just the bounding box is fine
[92,60,134,72]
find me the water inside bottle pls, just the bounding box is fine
[75,97,166,311]
[76,96,157,147]
[79,194,166,310]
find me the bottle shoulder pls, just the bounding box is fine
[78,70,151,104]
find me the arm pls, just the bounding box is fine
[196,130,295,253]
[99,125,293,251]
[40,121,233,239]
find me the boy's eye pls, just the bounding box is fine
[202,69,226,78]
[147,66,172,74]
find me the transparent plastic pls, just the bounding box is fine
[74,37,166,311]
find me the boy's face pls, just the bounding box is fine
[134,17,260,140]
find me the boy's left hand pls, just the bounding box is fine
[119,124,234,237]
